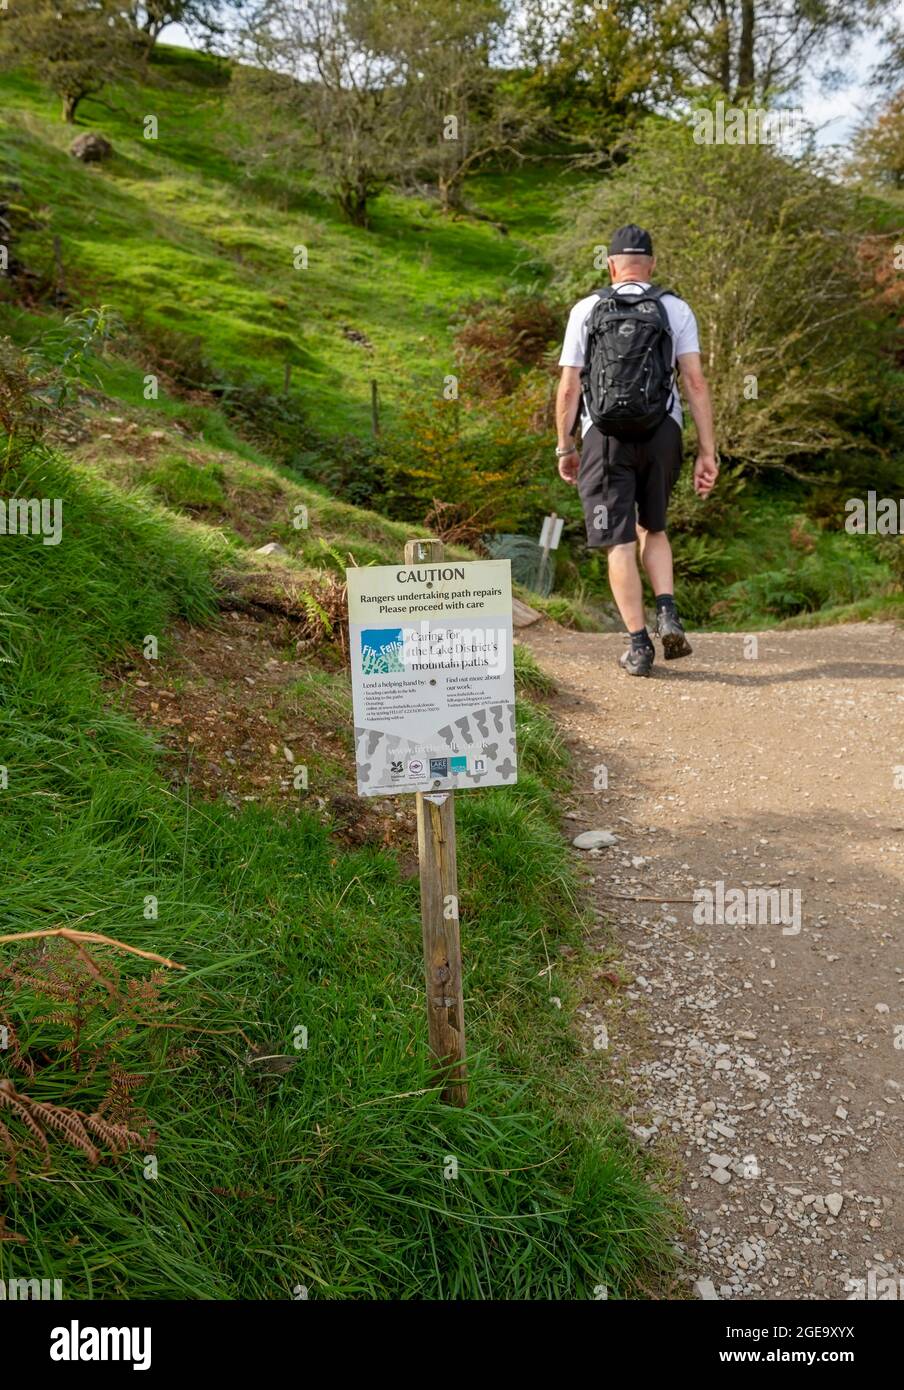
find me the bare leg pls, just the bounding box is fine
[607,542,646,632]
[637,527,673,596]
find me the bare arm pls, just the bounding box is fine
[677,351,718,496]
[555,366,582,484]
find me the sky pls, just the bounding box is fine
[795,11,902,150]
[160,3,903,152]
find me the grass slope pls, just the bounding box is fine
[0,48,555,439]
[3,50,898,632]
[0,415,677,1295]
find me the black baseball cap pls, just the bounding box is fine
[609,224,653,256]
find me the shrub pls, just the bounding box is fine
[552,115,879,475]
[376,381,549,535]
[301,434,388,513]
[0,335,48,474]
[453,292,563,400]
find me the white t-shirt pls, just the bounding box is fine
[558,282,700,434]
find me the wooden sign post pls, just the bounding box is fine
[405,538,467,1106]
[347,544,515,1106]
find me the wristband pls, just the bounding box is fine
[556,444,577,457]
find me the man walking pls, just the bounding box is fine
[555,224,718,675]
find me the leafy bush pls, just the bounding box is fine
[0,335,48,473]
[877,534,904,586]
[453,291,563,399]
[552,115,881,475]
[300,433,389,513]
[1,310,120,474]
[375,383,549,533]
[670,531,723,581]
[718,534,891,621]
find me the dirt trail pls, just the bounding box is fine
[522,620,904,1301]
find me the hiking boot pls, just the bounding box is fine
[619,643,654,677]
[655,607,693,660]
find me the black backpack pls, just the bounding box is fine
[580,284,677,441]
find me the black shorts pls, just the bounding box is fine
[578,416,683,548]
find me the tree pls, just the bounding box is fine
[847,92,904,191]
[369,0,535,213]
[0,1,148,123]
[239,0,412,227]
[674,0,894,101]
[518,0,895,112]
[127,1,241,49]
[553,118,870,472]
[516,0,686,142]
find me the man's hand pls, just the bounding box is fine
[557,447,579,484]
[693,452,719,497]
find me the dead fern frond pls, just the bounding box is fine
[84,1113,144,1155]
[0,1080,144,1171]
[0,1114,18,1179]
[96,1063,145,1126]
[0,1081,51,1166]
[0,934,178,1179]
[0,1015,35,1077]
[0,927,184,971]
[36,1103,100,1165]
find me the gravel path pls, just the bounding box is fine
[521,620,904,1301]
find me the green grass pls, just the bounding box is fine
[147,452,226,508]
[0,441,677,1298]
[514,641,559,696]
[569,483,902,631]
[3,48,897,633]
[677,498,897,629]
[0,49,545,439]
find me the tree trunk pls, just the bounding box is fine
[718,0,731,94]
[735,0,756,100]
[62,93,80,124]
[339,183,370,228]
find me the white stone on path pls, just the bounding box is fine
[573,830,619,850]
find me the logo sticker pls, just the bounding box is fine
[360,628,405,673]
[450,755,468,774]
[407,758,426,778]
[429,757,449,777]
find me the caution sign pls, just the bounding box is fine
[347,558,516,797]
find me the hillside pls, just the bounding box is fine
[0,49,683,1299]
[1,46,566,439]
[2,45,901,630]
[0,36,901,1303]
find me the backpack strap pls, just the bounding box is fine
[637,286,680,414]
